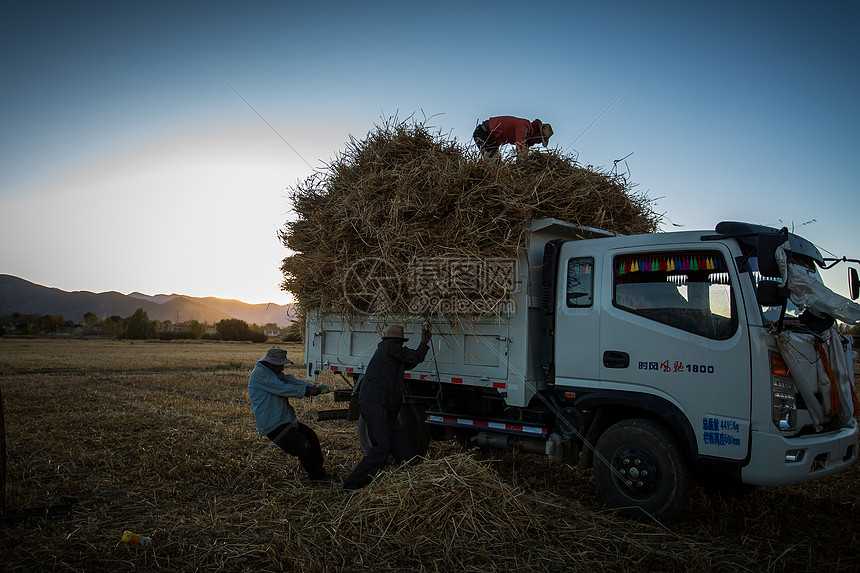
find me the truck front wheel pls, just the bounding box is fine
[593,418,692,520]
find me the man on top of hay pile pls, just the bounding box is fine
[248,348,334,483]
[473,115,553,159]
[343,325,432,492]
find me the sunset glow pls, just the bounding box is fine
[1,2,857,303]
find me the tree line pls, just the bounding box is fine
[0,309,303,342]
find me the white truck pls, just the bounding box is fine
[305,218,859,518]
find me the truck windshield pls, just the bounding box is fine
[613,251,737,340]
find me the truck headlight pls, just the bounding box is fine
[770,351,797,431]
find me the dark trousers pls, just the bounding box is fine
[343,402,413,490]
[266,421,326,479]
[472,121,499,157]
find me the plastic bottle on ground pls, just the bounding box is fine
[121,531,152,546]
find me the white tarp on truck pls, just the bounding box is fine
[775,241,860,324]
[775,327,857,429]
[773,243,860,429]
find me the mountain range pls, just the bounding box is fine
[0,274,295,328]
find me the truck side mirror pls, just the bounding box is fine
[757,228,788,278]
[756,279,788,306]
[850,268,860,300]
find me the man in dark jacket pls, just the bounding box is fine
[343,324,431,491]
[473,116,553,159]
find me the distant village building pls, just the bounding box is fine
[265,329,282,338]
[56,323,85,335]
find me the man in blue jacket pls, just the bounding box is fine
[343,325,431,491]
[248,348,332,482]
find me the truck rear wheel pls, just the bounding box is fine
[357,414,373,454]
[356,403,430,457]
[399,402,431,456]
[593,418,692,520]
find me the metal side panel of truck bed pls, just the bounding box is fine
[305,310,536,405]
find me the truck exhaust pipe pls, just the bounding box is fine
[472,432,574,462]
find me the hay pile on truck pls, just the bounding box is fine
[279,120,657,318]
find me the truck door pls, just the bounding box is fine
[553,246,602,384]
[597,246,752,460]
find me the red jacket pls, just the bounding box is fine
[488,116,542,149]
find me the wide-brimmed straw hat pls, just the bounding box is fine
[540,123,553,146]
[261,348,293,365]
[382,325,408,341]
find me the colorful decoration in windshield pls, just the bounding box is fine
[568,258,593,276]
[617,253,723,275]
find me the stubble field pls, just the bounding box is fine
[1,338,858,572]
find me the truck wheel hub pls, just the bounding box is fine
[614,447,659,498]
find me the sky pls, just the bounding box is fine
[1,1,858,306]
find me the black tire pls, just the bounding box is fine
[593,418,692,520]
[357,414,373,454]
[356,403,430,457]
[398,402,431,456]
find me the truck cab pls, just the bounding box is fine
[544,221,857,516]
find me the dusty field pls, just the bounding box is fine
[1,338,858,572]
